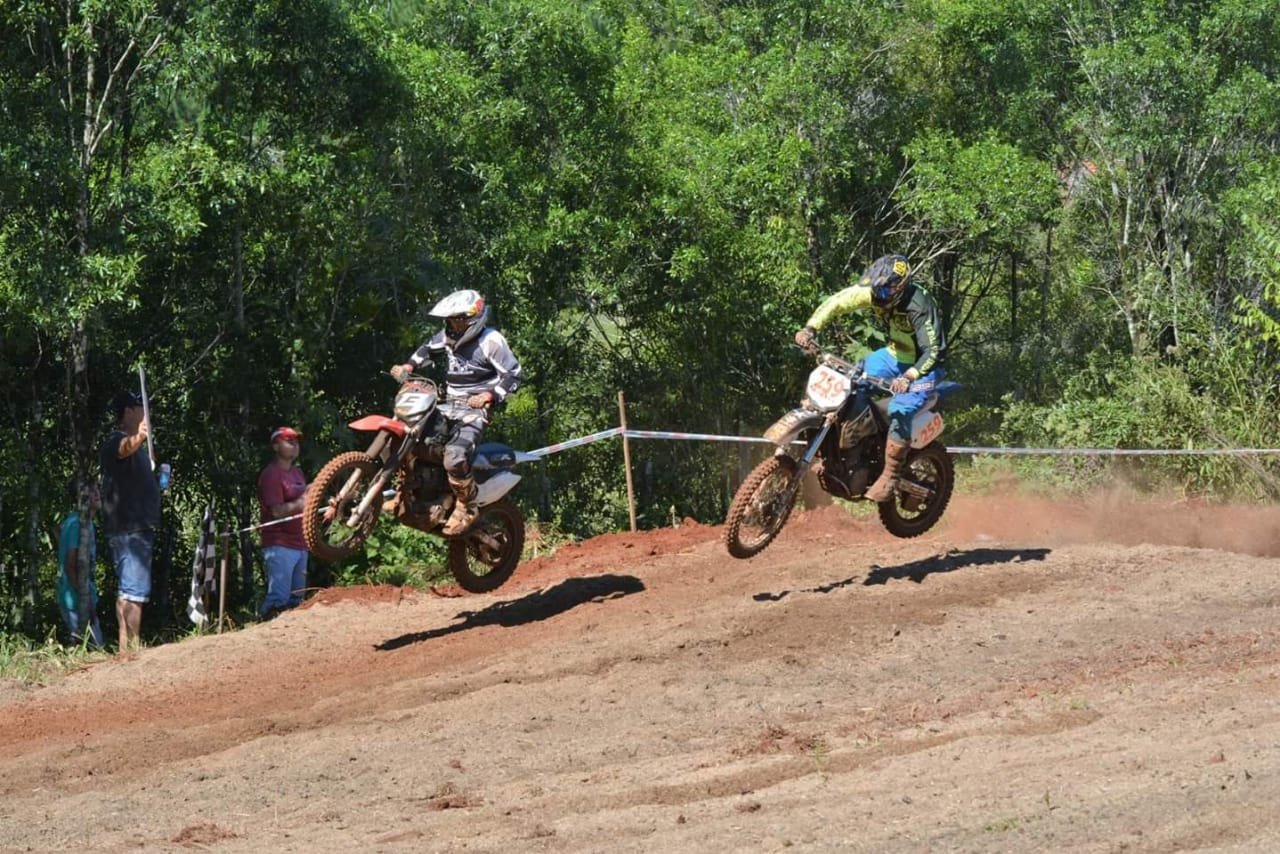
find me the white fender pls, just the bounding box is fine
[476,470,521,506]
[910,411,945,449]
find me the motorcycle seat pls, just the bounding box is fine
[474,442,519,471]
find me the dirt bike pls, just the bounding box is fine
[302,375,532,593]
[724,349,960,559]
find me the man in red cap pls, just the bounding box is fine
[257,426,310,619]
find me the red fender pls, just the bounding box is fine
[348,415,406,437]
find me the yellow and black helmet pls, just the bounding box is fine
[862,255,912,308]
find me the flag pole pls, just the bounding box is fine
[137,363,156,471]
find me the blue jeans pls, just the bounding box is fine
[58,603,104,649]
[261,545,308,614]
[109,530,155,604]
[864,348,944,442]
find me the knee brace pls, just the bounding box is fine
[443,445,472,478]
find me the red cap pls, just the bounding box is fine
[270,426,302,443]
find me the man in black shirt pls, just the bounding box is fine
[99,390,161,652]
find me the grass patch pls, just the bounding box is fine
[0,631,110,685]
[984,815,1023,833]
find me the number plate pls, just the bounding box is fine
[912,412,944,448]
[806,364,851,411]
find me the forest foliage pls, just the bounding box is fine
[3,0,1280,640]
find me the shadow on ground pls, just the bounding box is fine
[753,548,1051,602]
[376,573,646,651]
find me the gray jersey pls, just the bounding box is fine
[409,327,522,402]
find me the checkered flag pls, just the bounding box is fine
[187,503,218,626]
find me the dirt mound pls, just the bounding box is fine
[512,516,719,589]
[172,822,239,846]
[300,583,411,607]
[4,493,1280,852]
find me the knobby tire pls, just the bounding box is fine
[877,441,954,539]
[724,455,799,559]
[303,451,383,562]
[447,499,525,593]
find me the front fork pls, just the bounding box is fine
[773,414,836,502]
[799,415,836,467]
[344,431,413,527]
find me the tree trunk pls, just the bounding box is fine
[231,213,255,607]
[1010,251,1019,371]
[1036,228,1051,400]
[239,492,255,608]
[74,10,98,638]
[24,400,42,635]
[936,251,958,334]
[0,482,7,628]
[232,212,245,330]
[71,320,96,634]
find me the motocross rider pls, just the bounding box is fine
[390,289,522,536]
[794,255,947,503]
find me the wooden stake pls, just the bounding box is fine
[618,391,638,532]
[217,532,229,633]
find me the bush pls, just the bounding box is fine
[993,349,1280,499]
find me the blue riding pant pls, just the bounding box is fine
[863,348,943,442]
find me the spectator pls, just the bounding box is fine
[57,481,104,649]
[100,389,161,653]
[257,426,309,619]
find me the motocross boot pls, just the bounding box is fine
[442,474,479,536]
[865,437,910,503]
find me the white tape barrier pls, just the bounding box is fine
[947,446,1280,456]
[590,430,1280,457]
[233,431,1280,534]
[521,428,623,458]
[236,488,398,535]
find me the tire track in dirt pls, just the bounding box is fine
[3,496,1280,851]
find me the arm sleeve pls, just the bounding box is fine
[103,432,126,463]
[805,286,874,332]
[479,332,523,400]
[908,297,946,375]
[408,332,447,368]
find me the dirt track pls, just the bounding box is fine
[3,493,1280,853]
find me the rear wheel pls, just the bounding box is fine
[877,442,954,539]
[303,451,383,562]
[724,455,800,559]
[448,499,525,593]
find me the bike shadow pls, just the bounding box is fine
[753,547,1051,602]
[375,573,646,651]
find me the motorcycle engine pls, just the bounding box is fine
[815,389,878,498]
[817,439,875,499]
[395,461,452,532]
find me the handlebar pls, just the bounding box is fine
[793,337,900,393]
[387,370,438,389]
[811,350,896,393]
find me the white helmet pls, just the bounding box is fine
[429,289,488,348]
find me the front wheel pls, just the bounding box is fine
[448,499,525,593]
[724,455,800,559]
[877,441,954,539]
[303,451,384,562]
